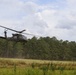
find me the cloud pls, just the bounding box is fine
[23,1,39,14]
[56,19,76,29]
[0,0,25,20]
[0,0,76,41]
[21,13,48,35]
[0,0,48,36]
[38,0,76,41]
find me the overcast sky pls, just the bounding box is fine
[0,0,76,41]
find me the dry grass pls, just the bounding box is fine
[0,58,76,75]
[0,58,76,68]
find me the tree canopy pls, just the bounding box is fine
[0,36,76,61]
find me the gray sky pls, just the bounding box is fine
[0,0,76,41]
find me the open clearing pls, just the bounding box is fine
[0,58,76,75]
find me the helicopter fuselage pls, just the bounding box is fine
[0,34,27,42]
[12,33,27,42]
[0,25,28,42]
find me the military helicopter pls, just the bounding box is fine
[0,25,35,42]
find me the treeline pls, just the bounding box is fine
[0,36,76,61]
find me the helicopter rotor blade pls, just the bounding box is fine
[0,25,41,37]
[0,25,25,33]
[23,32,41,37]
[23,32,35,36]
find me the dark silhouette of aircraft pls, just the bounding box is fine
[0,25,35,42]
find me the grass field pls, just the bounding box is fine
[0,58,76,75]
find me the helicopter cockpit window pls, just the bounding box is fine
[22,35,27,40]
[19,35,27,40]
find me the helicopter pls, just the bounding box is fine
[0,25,34,42]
